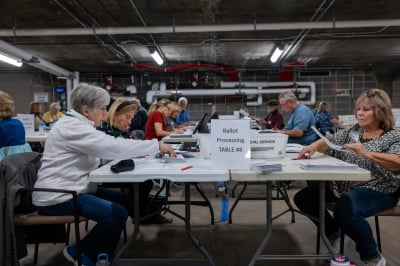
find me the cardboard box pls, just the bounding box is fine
[250,132,288,158]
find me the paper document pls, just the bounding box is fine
[251,161,282,173]
[157,154,187,163]
[311,126,350,152]
[300,161,358,170]
[286,143,304,153]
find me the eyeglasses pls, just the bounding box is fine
[280,99,292,106]
[365,89,384,101]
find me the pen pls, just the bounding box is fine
[181,165,193,171]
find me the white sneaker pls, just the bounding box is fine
[364,254,386,266]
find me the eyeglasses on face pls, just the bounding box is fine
[280,99,292,106]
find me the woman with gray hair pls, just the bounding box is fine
[43,101,64,123]
[32,84,175,266]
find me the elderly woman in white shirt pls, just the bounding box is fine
[32,84,175,266]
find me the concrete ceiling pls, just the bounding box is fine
[1,0,400,75]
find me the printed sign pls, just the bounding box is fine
[16,114,35,134]
[392,108,400,127]
[33,92,49,103]
[210,119,251,170]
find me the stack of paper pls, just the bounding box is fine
[300,161,358,170]
[286,143,304,153]
[251,163,283,173]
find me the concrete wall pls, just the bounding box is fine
[2,68,399,123]
[0,72,57,114]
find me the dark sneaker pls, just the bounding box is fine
[141,214,173,225]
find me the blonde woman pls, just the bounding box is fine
[145,99,183,140]
[97,97,171,224]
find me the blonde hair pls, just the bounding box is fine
[105,98,137,127]
[29,102,43,113]
[168,101,182,116]
[355,89,395,131]
[148,98,170,115]
[0,90,15,119]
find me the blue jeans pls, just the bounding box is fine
[294,184,398,261]
[37,187,131,262]
[334,187,398,261]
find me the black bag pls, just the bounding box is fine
[111,159,135,173]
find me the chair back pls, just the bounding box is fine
[0,152,42,266]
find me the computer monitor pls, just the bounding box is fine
[192,112,209,134]
[209,112,219,120]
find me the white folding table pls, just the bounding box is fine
[230,152,371,265]
[89,155,229,266]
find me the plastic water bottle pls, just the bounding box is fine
[220,197,229,221]
[38,122,46,135]
[96,253,110,266]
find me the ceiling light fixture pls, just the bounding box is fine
[150,49,164,65]
[270,45,284,63]
[0,52,22,67]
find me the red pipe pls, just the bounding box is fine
[122,62,239,81]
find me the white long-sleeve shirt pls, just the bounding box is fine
[33,110,159,206]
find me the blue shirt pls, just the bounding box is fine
[315,111,334,134]
[176,109,191,125]
[284,103,317,145]
[0,117,26,148]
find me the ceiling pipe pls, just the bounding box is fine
[0,39,73,78]
[1,19,400,37]
[146,81,315,106]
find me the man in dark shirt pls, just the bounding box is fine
[253,99,284,129]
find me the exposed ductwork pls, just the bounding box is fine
[146,81,316,106]
[1,19,400,37]
[0,39,73,78]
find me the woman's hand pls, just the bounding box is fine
[174,128,184,134]
[298,145,316,159]
[159,143,176,157]
[345,142,370,159]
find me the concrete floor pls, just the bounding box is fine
[19,181,400,266]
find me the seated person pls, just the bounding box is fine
[145,99,183,141]
[176,97,195,127]
[277,91,317,145]
[29,102,45,130]
[42,102,64,124]
[32,84,175,266]
[165,101,182,131]
[315,101,343,136]
[0,90,32,160]
[97,97,172,223]
[129,98,147,137]
[294,89,400,265]
[251,99,284,129]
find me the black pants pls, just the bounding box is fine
[101,180,156,217]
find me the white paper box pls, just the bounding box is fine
[250,132,288,158]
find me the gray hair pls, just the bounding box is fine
[131,98,141,106]
[70,84,110,113]
[49,102,61,110]
[178,97,188,104]
[318,101,330,112]
[278,91,298,102]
